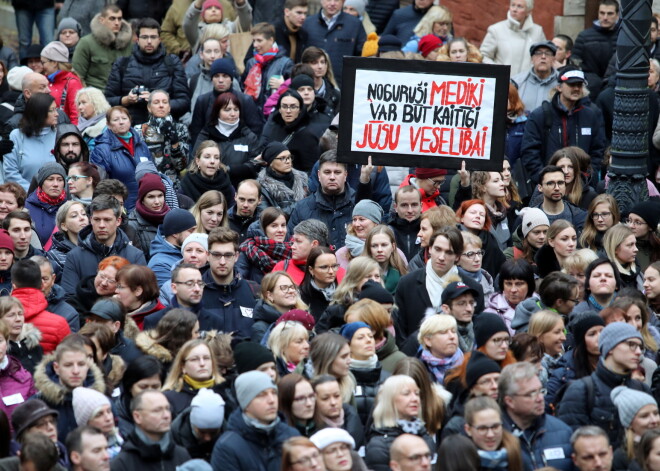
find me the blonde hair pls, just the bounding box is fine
[418,314,457,348]
[344,299,392,341]
[0,297,23,318]
[162,339,224,391]
[528,310,564,344]
[562,249,599,274]
[603,223,636,273]
[188,140,227,174]
[268,321,309,363]
[331,256,380,306]
[75,87,110,117]
[412,6,453,36]
[373,375,421,428]
[362,225,408,276]
[436,38,483,63]
[309,333,356,403]
[461,231,482,249]
[261,271,308,310]
[191,190,229,233]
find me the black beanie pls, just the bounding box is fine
[233,342,275,374]
[466,351,501,390]
[473,313,509,348]
[571,313,605,347]
[628,199,660,231]
[262,141,289,165]
[358,280,394,304]
[290,74,315,90]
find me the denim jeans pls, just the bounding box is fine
[15,8,55,60]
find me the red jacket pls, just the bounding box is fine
[400,174,441,213]
[48,70,83,125]
[12,288,70,354]
[271,258,346,286]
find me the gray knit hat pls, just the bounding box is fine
[352,199,383,224]
[190,388,225,429]
[181,233,208,254]
[41,41,69,63]
[294,219,329,247]
[57,17,83,38]
[37,162,66,188]
[235,371,277,410]
[611,386,658,428]
[599,322,642,358]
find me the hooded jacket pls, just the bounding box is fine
[12,288,70,354]
[72,13,133,90]
[147,228,182,286]
[8,323,43,375]
[511,297,547,333]
[52,124,90,171]
[46,284,80,332]
[47,70,83,125]
[3,127,57,191]
[251,300,283,344]
[61,225,147,296]
[24,190,65,247]
[0,356,36,421]
[110,429,190,471]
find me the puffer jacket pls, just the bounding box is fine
[351,364,390,426]
[47,70,83,125]
[12,288,70,354]
[211,409,299,471]
[365,0,400,33]
[104,44,190,124]
[126,209,159,261]
[545,349,579,413]
[388,216,420,263]
[573,20,619,81]
[484,292,518,336]
[147,228,182,286]
[110,429,190,471]
[365,424,435,471]
[8,323,43,375]
[24,191,65,247]
[257,167,309,216]
[557,360,650,448]
[171,407,217,461]
[0,356,36,421]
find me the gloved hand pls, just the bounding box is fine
[0,139,14,161]
[160,121,178,144]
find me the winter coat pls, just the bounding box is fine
[512,297,547,333]
[274,17,309,64]
[557,360,650,448]
[512,69,559,112]
[115,0,170,22]
[135,331,173,373]
[257,167,309,216]
[502,411,575,471]
[251,300,284,344]
[89,126,153,211]
[520,93,607,186]
[299,281,334,322]
[33,353,106,440]
[200,270,259,339]
[351,364,390,426]
[389,216,421,263]
[364,424,435,471]
[128,300,166,331]
[3,127,57,191]
[171,407,217,461]
[72,14,133,90]
[104,44,190,124]
[12,288,70,354]
[24,191,64,247]
[544,349,582,413]
[365,0,400,33]
[110,329,142,365]
[573,20,619,91]
[302,11,366,86]
[260,110,320,173]
[377,330,408,373]
[210,409,300,471]
[61,225,147,296]
[381,4,425,43]
[110,429,190,471]
[46,70,83,125]
[58,0,104,35]
[0,355,36,421]
[164,381,236,419]
[46,284,80,332]
[480,12,546,77]
[183,1,252,52]
[8,323,43,375]
[242,52,294,110]
[228,205,259,244]
[126,209,159,261]
[484,292,518,336]
[147,228,182,286]
[46,231,77,277]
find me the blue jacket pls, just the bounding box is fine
[520,93,607,185]
[90,126,153,211]
[545,349,577,413]
[211,409,299,471]
[503,412,576,471]
[381,5,425,44]
[147,227,181,286]
[46,284,80,332]
[302,11,366,86]
[200,270,258,339]
[24,191,65,247]
[3,127,57,191]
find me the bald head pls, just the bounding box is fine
[389,434,432,471]
[22,73,49,99]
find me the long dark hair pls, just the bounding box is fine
[20,93,55,137]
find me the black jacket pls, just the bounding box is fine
[228,205,259,243]
[110,430,190,471]
[274,17,308,64]
[260,108,320,173]
[300,282,333,322]
[389,216,421,262]
[171,407,217,461]
[164,381,237,419]
[365,423,435,471]
[365,0,400,33]
[351,364,390,427]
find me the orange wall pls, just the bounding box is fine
[443,0,564,46]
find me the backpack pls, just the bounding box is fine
[551,374,594,416]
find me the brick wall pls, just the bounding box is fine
[443,0,564,46]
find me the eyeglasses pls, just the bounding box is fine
[624,340,645,353]
[462,250,485,259]
[470,423,503,434]
[291,451,321,467]
[533,50,555,57]
[281,104,300,111]
[591,211,612,220]
[293,393,315,403]
[185,355,212,363]
[173,280,205,288]
[97,273,117,285]
[543,180,566,187]
[567,298,581,304]
[512,388,547,399]
[277,284,297,293]
[67,175,90,182]
[403,452,433,463]
[209,251,236,260]
[139,35,159,41]
[427,178,445,188]
[273,155,293,162]
[625,218,648,227]
[489,336,511,345]
[315,264,340,271]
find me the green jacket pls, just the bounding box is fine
[377,330,407,373]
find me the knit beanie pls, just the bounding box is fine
[310,427,356,450]
[262,141,289,165]
[340,321,371,342]
[12,400,58,439]
[466,351,501,390]
[418,34,442,58]
[276,310,316,331]
[358,280,394,304]
[209,58,236,78]
[628,199,660,231]
[599,322,643,358]
[0,230,15,255]
[190,388,225,429]
[181,233,209,255]
[138,173,165,202]
[162,208,197,237]
[352,199,383,224]
[37,162,66,188]
[343,0,367,16]
[294,219,329,247]
[415,167,447,179]
[473,313,509,348]
[233,342,276,374]
[7,66,33,92]
[72,387,111,426]
[378,34,402,53]
[571,313,605,347]
[611,386,658,428]
[202,0,223,21]
[40,41,69,63]
[519,207,550,238]
[362,32,379,57]
[57,17,83,38]
[235,371,277,410]
[135,161,159,183]
[290,74,315,90]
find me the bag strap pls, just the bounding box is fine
[541,100,553,164]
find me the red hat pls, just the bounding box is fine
[415,167,447,179]
[418,34,442,58]
[202,0,223,20]
[0,230,14,255]
[276,309,315,331]
[137,173,165,202]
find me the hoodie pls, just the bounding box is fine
[511,297,547,333]
[147,228,183,286]
[12,288,70,354]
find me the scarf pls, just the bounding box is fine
[135,198,170,226]
[350,354,378,369]
[77,112,105,132]
[322,407,345,428]
[244,43,279,100]
[419,348,464,384]
[311,279,336,301]
[266,166,295,189]
[457,322,475,352]
[458,266,482,283]
[183,374,215,389]
[478,449,509,470]
[243,412,281,433]
[116,132,135,156]
[135,427,172,454]
[180,170,233,202]
[397,417,425,434]
[425,261,458,310]
[36,187,66,206]
[240,236,292,273]
[345,234,365,257]
[71,194,93,206]
[215,119,239,138]
[486,201,507,225]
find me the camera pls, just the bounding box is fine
[132,85,148,102]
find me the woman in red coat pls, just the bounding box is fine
[40,41,83,125]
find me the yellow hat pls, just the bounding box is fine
[362,32,379,57]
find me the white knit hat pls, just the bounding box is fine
[519,207,550,238]
[189,388,225,429]
[310,428,355,450]
[72,387,111,426]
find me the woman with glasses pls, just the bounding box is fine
[579,194,620,252]
[300,247,344,321]
[463,396,524,471]
[279,373,318,437]
[67,256,130,315]
[458,231,495,299]
[361,225,408,294]
[261,90,320,173]
[535,219,577,278]
[66,162,100,207]
[627,200,660,271]
[336,200,385,271]
[528,310,566,383]
[180,140,234,205]
[268,320,310,377]
[311,427,367,471]
[281,437,326,471]
[604,223,643,290]
[114,264,165,330]
[252,272,309,343]
[257,141,309,216]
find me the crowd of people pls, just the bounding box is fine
[0,0,658,470]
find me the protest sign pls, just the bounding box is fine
[337,57,510,171]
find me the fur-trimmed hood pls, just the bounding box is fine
[33,353,106,405]
[122,317,140,341]
[105,354,126,390]
[135,331,173,363]
[18,323,41,350]
[90,13,133,50]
